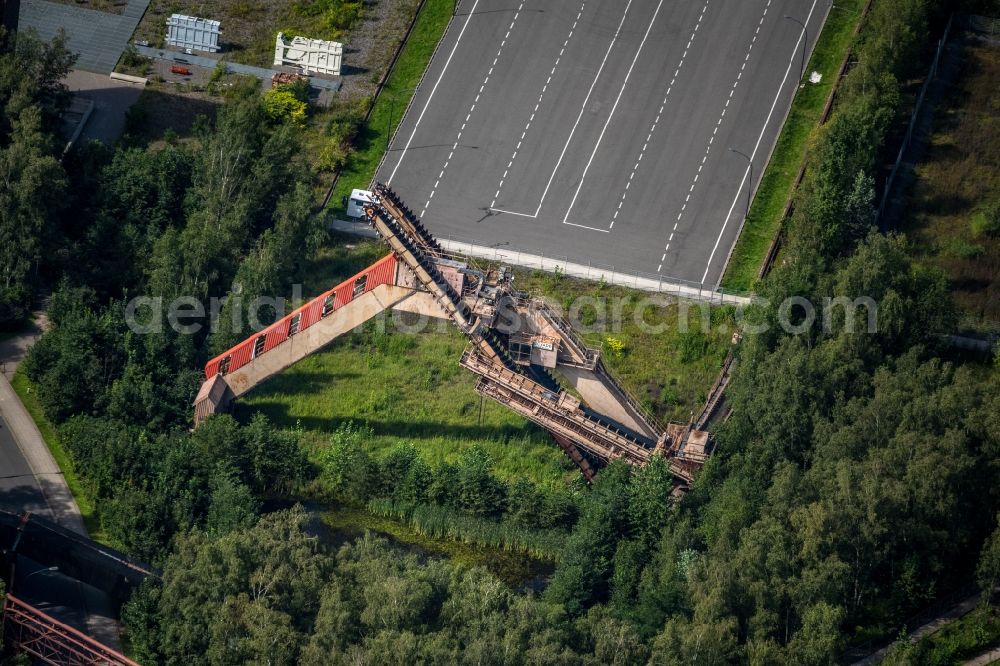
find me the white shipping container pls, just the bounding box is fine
[166,14,221,54]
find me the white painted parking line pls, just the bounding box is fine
[610,0,709,230]
[387,0,483,185]
[562,0,665,229]
[700,0,821,285]
[491,0,587,209]
[491,0,635,218]
[657,0,773,273]
[421,1,526,217]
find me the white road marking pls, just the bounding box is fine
[562,0,665,228]
[700,0,820,285]
[421,1,525,216]
[657,0,775,272]
[491,1,587,209]
[609,0,709,230]
[387,0,483,184]
[491,0,635,218]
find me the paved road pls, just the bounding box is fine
[0,375,85,535]
[0,411,50,516]
[378,0,827,287]
[63,70,144,146]
[0,324,122,650]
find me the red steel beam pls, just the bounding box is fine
[2,594,139,666]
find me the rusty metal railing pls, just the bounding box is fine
[2,594,139,666]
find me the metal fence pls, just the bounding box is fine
[3,594,140,666]
[329,218,751,305]
[876,14,955,222]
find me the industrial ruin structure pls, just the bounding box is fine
[273,32,343,76]
[165,14,221,53]
[194,185,714,484]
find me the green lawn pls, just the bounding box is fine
[237,322,573,487]
[10,370,104,541]
[327,0,456,215]
[515,270,733,424]
[237,236,731,486]
[721,0,867,291]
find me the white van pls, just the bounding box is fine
[346,189,375,218]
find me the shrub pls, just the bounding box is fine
[604,336,625,359]
[319,422,377,501]
[119,45,149,75]
[292,0,364,38]
[263,88,308,125]
[971,200,1000,238]
[318,142,348,172]
[948,238,986,259]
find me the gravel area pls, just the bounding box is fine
[338,0,422,101]
[132,0,423,100]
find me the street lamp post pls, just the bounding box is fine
[12,566,59,593]
[385,88,418,153]
[729,148,753,224]
[386,96,396,153]
[784,15,808,81]
[25,566,59,580]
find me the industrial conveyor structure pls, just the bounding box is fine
[194,184,712,484]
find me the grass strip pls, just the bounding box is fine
[327,0,455,216]
[10,369,104,541]
[721,0,866,291]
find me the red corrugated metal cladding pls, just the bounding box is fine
[204,253,398,379]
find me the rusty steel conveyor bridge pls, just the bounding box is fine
[194,184,713,484]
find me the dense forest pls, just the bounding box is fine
[2,0,1000,663]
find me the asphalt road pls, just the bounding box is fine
[0,409,124,650]
[0,412,50,516]
[378,0,827,287]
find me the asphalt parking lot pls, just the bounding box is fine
[378,0,827,287]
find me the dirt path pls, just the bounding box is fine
[850,592,984,665]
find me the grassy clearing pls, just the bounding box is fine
[242,240,571,487]
[322,506,553,588]
[898,43,1000,333]
[238,235,730,485]
[326,0,455,216]
[721,0,866,292]
[9,370,104,541]
[236,321,573,488]
[516,269,733,424]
